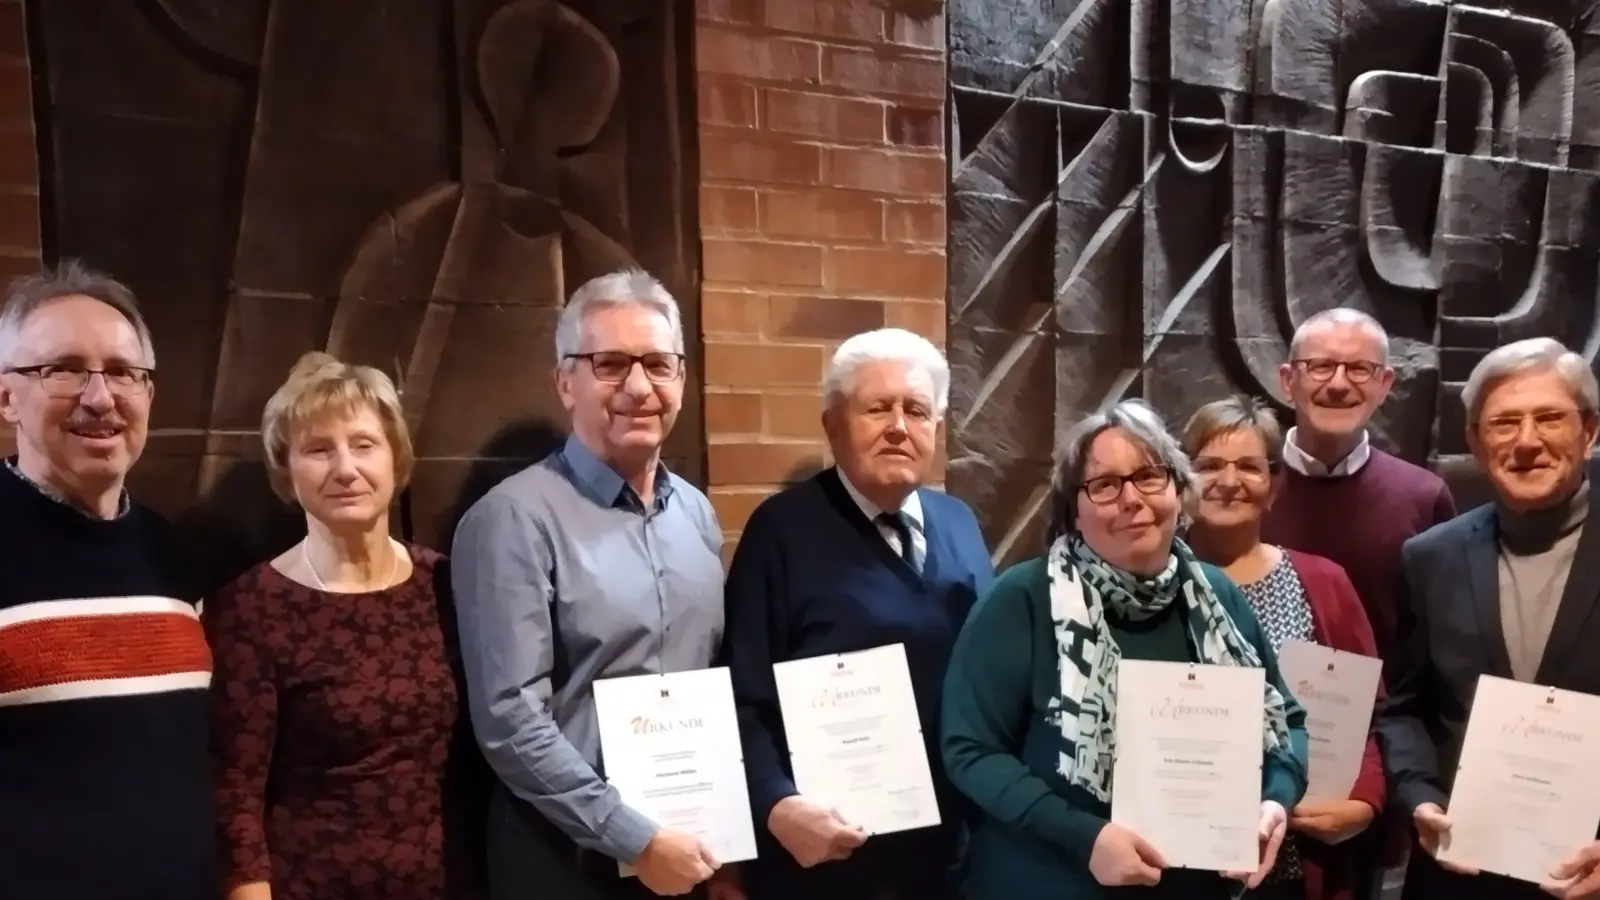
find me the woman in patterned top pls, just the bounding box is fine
[1183,396,1386,900]
[206,352,488,900]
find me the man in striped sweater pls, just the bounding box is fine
[0,262,216,900]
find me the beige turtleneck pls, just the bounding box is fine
[1497,478,1590,681]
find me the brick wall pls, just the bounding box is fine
[694,0,948,553]
[0,0,37,457]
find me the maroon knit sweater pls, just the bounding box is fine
[1262,448,1458,680]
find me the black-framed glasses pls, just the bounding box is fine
[565,351,684,384]
[1081,465,1173,505]
[1192,455,1274,483]
[1477,409,1586,442]
[1291,358,1384,384]
[3,364,154,398]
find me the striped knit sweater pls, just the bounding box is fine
[0,459,218,899]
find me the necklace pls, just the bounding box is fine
[303,537,404,592]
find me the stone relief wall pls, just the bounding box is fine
[947,0,1600,564]
[32,0,698,585]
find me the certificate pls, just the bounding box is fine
[592,668,758,875]
[772,643,941,835]
[1110,660,1265,872]
[1277,640,1382,804]
[1436,675,1600,884]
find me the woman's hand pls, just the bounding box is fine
[1088,822,1167,887]
[1291,798,1375,845]
[1224,800,1287,888]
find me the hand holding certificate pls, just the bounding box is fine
[1276,640,1382,804]
[592,667,758,879]
[1434,675,1600,886]
[1110,660,1266,873]
[772,643,941,837]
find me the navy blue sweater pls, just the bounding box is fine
[720,468,996,900]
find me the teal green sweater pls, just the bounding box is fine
[940,557,1309,900]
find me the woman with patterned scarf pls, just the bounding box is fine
[939,399,1310,900]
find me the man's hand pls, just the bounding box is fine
[1413,802,1477,875]
[767,796,867,868]
[704,863,747,900]
[1087,822,1166,887]
[1290,798,1375,845]
[632,828,718,896]
[1544,842,1600,898]
[1225,801,1288,889]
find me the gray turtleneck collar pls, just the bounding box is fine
[1496,477,1590,556]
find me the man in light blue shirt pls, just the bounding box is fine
[452,269,729,900]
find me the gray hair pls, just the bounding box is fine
[823,328,950,417]
[554,269,685,361]
[1461,337,1599,424]
[0,260,156,369]
[1289,307,1390,365]
[1048,398,1197,543]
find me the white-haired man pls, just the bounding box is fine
[720,327,996,900]
[0,262,216,900]
[453,270,732,900]
[1379,337,1600,900]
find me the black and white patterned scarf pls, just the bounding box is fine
[1047,532,1292,802]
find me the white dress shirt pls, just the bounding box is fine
[836,468,927,566]
[1282,426,1372,477]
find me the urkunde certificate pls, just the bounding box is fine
[1276,640,1382,804]
[592,668,758,874]
[772,643,941,835]
[1436,675,1600,884]
[1110,660,1265,872]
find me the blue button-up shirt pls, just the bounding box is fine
[451,436,725,862]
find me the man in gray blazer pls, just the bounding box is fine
[1378,337,1600,900]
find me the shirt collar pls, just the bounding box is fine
[559,435,673,513]
[1282,427,1371,477]
[4,457,133,519]
[836,466,924,533]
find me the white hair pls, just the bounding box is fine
[0,260,156,369]
[1461,337,1598,424]
[823,327,950,417]
[554,269,685,360]
[1289,307,1390,365]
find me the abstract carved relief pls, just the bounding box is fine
[947,0,1600,564]
[32,0,698,583]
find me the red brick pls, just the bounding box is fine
[765,391,825,438]
[0,3,25,59]
[0,249,39,281]
[760,189,883,242]
[888,299,947,344]
[767,294,886,340]
[701,185,759,234]
[889,106,942,148]
[702,290,768,335]
[824,147,943,196]
[0,188,38,251]
[0,124,35,187]
[888,10,944,49]
[703,239,824,288]
[829,247,945,298]
[708,440,828,486]
[696,0,761,25]
[700,130,822,186]
[764,90,885,143]
[710,487,771,533]
[699,80,758,128]
[696,29,821,84]
[704,341,825,391]
[886,201,944,245]
[763,0,884,43]
[822,47,944,99]
[705,391,764,434]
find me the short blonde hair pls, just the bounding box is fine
[1181,395,1285,467]
[261,351,414,504]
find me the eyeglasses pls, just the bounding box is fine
[1478,409,1586,442]
[3,364,154,398]
[565,352,684,384]
[1291,358,1384,384]
[1192,455,1274,482]
[1081,465,1173,505]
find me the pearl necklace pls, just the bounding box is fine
[303,537,405,592]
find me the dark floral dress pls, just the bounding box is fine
[207,544,487,900]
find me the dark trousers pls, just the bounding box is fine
[1401,846,1548,900]
[486,784,703,900]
